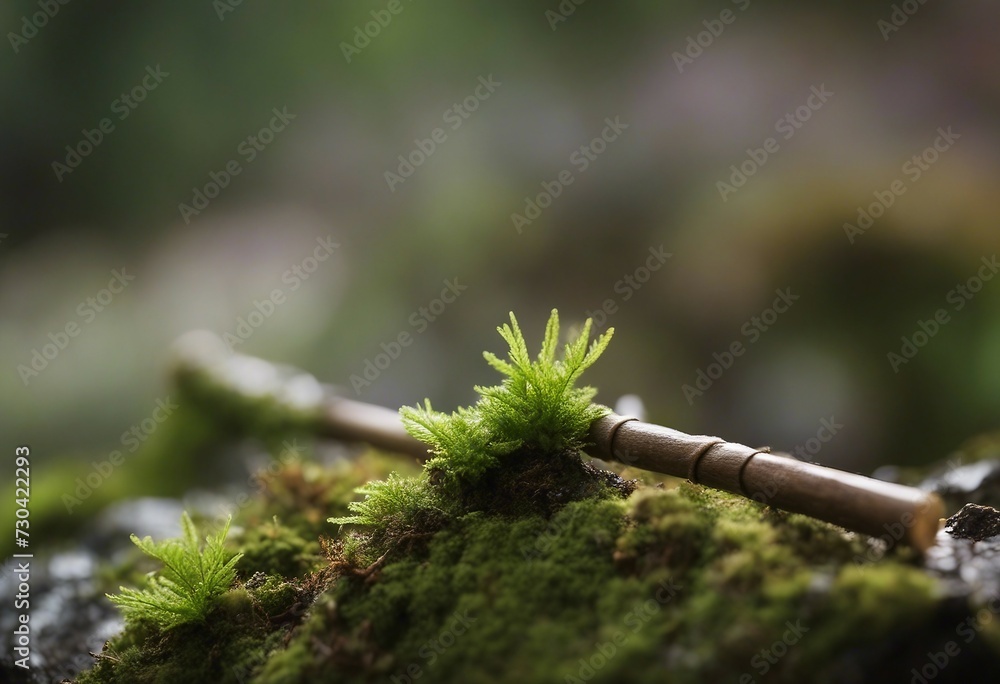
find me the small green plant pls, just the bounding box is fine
[108,512,243,629]
[404,309,614,481]
[331,309,615,548]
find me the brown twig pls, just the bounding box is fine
[588,414,943,551]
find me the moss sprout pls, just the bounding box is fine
[107,512,243,629]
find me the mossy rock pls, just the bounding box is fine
[76,311,1000,683]
[78,463,1000,684]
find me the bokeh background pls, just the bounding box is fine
[2,0,1000,576]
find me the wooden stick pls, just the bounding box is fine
[318,397,427,461]
[170,332,943,550]
[170,330,428,461]
[588,414,943,552]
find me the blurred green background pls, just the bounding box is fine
[2,0,1000,535]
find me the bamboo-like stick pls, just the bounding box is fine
[170,330,428,461]
[318,397,426,460]
[588,414,943,552]
[170,332,943,551]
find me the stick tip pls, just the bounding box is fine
[909,493,946,553]
[170,329,230,375]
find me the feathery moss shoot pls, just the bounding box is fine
[108,512,243,629]
[330,309,631,563]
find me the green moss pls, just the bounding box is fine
[247,574,304,619]
[83,452,996,684]
[616,484,715,578]
[237,516,321,579]
[77,609,286,684]
[256,497,631,684]
[331,309,625,565]
[78,451,397,684]
[244,482,955,684]
[250,596,338,684]
[107,512,243,629]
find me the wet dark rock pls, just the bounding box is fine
[925,519,1000,604]
[944,504,1000,542]
[0,498,185,683]
[0,550,120,683]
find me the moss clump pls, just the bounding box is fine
[257,497,632,684]
[77,601,286,684]
[245,573,307,620]
[237,516,321,579]
[77,453,403,684]
[331,309,627,565]
[252,484,953,684]
[614,484,716,579]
